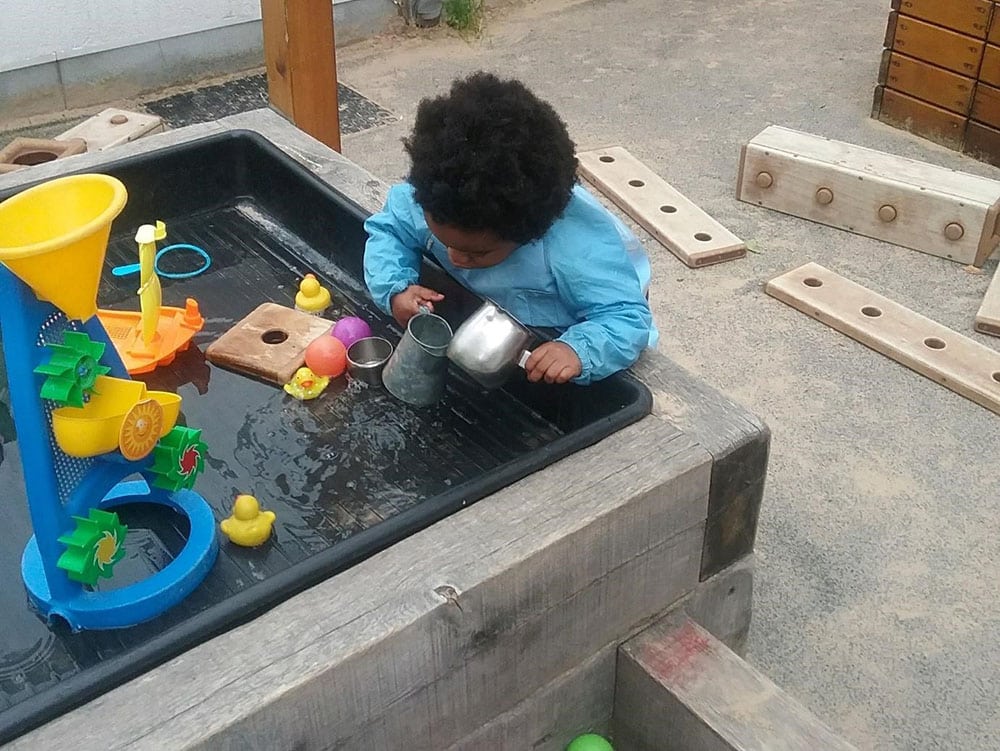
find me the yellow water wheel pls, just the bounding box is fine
[119,398,164,461]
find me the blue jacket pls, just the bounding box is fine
[363,183,658,384]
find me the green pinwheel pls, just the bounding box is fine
[56,508,128,586]
[149,426,207,492]
[34,331,111,407]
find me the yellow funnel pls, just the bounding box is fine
[0,174,127,321]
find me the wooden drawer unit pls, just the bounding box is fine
[886,13,986,75]
[990,7,1000,45]
[879,50,976,113]
[873,4,1000,169]
[964,120,1000,167]
[892,0,993,38]
[972,81,1000,127]
[980,43,1000,86]
[875,87,968,148]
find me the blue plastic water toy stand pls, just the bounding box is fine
[0,265,218,631]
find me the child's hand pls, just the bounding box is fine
[390,285,444,326]
[524,342,582,384]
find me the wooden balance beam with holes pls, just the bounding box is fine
[767,262,1000,415]
[578,147,746,268]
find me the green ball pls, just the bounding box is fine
[566,734,614,751]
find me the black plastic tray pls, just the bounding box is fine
[0,131,652,743]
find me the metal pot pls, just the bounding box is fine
[346,336,393,386]
[447,301,533,390]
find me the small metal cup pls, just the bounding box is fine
[346,337,393,386]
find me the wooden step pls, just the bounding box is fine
[738,125,1000,266]
[614,613,858,751]
[578,146,745,268]
[766,262,1000,415]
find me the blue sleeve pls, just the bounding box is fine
[550,233,653,384]
[363,184,429,314]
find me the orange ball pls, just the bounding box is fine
[305,335,347,377]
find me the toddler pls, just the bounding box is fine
[364,72,657,384]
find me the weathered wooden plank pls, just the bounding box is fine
[614,613,858,751]
[975,262,1000,336]
[684,554,754,655]
[738,125,999,265]
[889,14,985,76]
[444,643,616,751]
[11,416,710,751]
[578,146,746,268]
[766,262,1000,415]
[892,0,993,39]
[880,51,976,114]
[630,353,769,582]
[312,525,703,751]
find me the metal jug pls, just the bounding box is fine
[447,301,533,390]
[383,310,454,406]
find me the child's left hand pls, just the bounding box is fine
[524,342,582,384]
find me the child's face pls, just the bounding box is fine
[425,214,518,270]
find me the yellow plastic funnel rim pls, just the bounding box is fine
[0,174,128,260]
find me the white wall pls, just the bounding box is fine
[2,0,263,71]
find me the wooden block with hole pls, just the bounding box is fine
[205,302,333,385]
[766,263,1000,415]
[56,108,164,152]
[577,147,745,268]
[737,125,1000,266]
[975,262,1000,336]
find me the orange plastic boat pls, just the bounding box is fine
[97,298,204,375]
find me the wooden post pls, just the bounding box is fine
[261,0,342,151]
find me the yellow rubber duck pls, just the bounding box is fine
[295,273,331,314]
[220,494,276,547]
[283,366,330,400]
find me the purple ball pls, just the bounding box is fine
[331,316,372,349]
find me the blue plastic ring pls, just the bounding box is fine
[155,244,211,279]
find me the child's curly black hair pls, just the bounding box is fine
[404,71,578,245]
